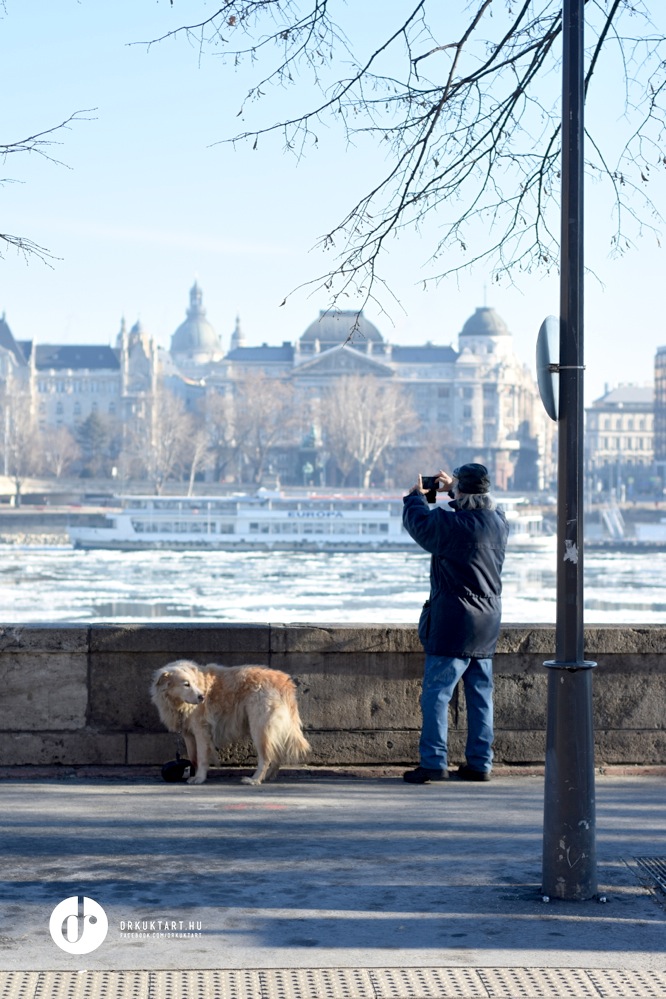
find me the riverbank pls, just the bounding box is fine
[0,505,108,545]
[0,533,69,546]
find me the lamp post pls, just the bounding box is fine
[540,0,598,901]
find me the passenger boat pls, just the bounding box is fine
[503,504,557,552]
[68,493,412,551]
[68,492,555,552]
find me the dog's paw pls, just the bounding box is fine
[241,776,262,786]
[187,774,207,785]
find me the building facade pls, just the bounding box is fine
[654,345,666,472]
[0,286,556,491]
[585,384,655,499]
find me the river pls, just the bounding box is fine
[0,544,664,625]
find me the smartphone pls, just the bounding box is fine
[420,475,439,504]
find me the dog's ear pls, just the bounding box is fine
[156,671,171,685]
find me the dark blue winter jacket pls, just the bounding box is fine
[403,492,509,658]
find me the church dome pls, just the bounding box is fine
[460,307,510,338]
[300,310,384,349]
[171,283,222,359]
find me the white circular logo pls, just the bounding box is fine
[49,896,108,955]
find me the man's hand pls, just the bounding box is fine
[407,471,453,498]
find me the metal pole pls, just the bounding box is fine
[541,0,598,901]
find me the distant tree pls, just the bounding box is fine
[393,424,456,489]
[76,411,112,478]
[232,371,302,483]
[125,387,195,493]
[41,425,80,479]
[155,2,666,308]
[320,375,419,487]
[185,426,212,495]
[205,391,241,482]
[0,406,43,506]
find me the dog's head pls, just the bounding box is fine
[151,661,206,708]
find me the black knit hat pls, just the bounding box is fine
[453,463,491,495]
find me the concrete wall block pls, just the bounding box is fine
[492,675,548,728]
[127,732,177,765]
[131,730,422,768]
[89,624,270,655]
[270,652,422,680]
[0,626,88,652]
[595,730,666,765]
[270,624,422,655]
[306,729,419,765]
[593,675,666,729]
[584,627,666,655]
[0,654,88,731]
[90,657,172,731]
[592,655,666,675]
[493,730,546,764]
[0,731,126,766]
[496,627,556,655]
[295,674,422,730]
[128,733,261,767]
[493,653,554,676]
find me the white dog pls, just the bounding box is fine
[151,659,311,785]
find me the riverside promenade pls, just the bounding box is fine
[0,765,665,997]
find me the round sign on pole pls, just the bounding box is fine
[536,315,560,422]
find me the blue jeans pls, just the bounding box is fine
[419,654,494,772]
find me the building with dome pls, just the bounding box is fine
[198,300,554,489]
[0,286,556,490]
[171,282,223,368]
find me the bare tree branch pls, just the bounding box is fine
[0,109,96,264]
[154,2,666,306]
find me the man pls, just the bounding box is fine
[402,463,509,784]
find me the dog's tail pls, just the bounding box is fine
[267,693,311,764]
[278,724,311,763]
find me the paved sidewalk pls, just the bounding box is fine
[0,767,665,996]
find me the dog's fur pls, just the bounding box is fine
[151,660,310,785]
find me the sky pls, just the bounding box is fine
[2,0,666,405]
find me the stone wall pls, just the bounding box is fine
[0,623,664,767]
